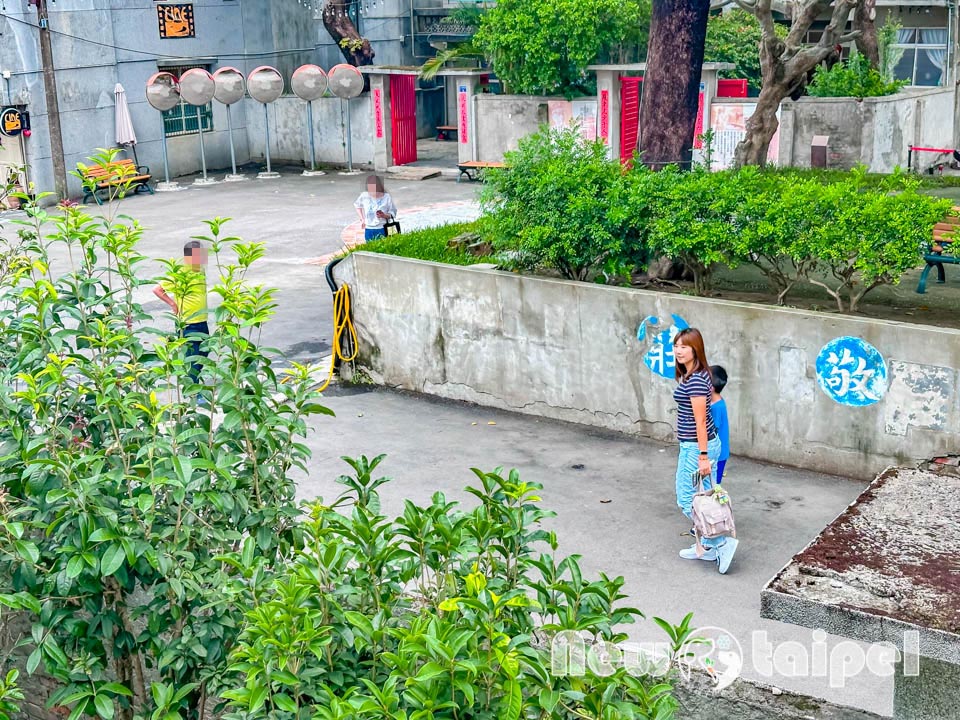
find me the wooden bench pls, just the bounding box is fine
[78,158,153,205]
[917,207,960,293]
[436,125,458,141]
[457,161,506,183]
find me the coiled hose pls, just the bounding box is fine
[317,257,358,392]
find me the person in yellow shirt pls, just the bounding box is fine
[153,241,209,385]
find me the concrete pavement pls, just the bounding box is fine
[301,385,891,718]
[114,171,481,366]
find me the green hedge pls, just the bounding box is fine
[481,129,954,312]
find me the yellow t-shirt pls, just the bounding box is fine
[161,268,208,324]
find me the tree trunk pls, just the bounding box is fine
[733,83,784,167]
[853,0,880,68]
[322,0,375,66]
[637,0,711,170]
[734,0,862,167]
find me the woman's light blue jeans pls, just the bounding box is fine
[676,435,722,549]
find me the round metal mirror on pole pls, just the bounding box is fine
[145,72,183,191]
[247,66,284,180]
[179,68,217,186]
[291,64,329,177]
[328,64,364,175]
[213,67,247,182]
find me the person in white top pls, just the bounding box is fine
[354,175,398,242]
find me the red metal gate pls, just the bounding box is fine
[619,76,643,165]
[390,75,418,166]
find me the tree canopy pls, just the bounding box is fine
[473,0,648,96]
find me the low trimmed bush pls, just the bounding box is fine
[478,130,953,311]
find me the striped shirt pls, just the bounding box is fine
[673,369,717,442]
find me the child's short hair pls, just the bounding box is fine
[710,365,728,393]
[183,240,202,256]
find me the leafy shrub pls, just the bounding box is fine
[807,52,906,99]
[644,167,754,295]
[223,456,688,720]
[0,670,23,720]
[483,128,649,282]
[480,129,951,309]
[0,156,331,720]
[473,0,647,96]
[799,172,952,311]
[358,222,485,266]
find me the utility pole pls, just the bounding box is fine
[35,0,67,200]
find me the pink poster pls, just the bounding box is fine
[373,88,383,139]
[458,85,469,144]
[548,100,572,131]
[599,90,610,143]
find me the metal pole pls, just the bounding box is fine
[196,106,208,181]
[226,104,238,176]
[307,100,317,171]
[161,122,172,183]
[264,103,273,174]
[345,98,354,172]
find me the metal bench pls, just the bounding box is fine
[917,207,960,294]
[457,160,505,183]
[78,158,153,205]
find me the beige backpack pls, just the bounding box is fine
[691,472,736,557]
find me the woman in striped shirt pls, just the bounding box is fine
[673,328,739,574]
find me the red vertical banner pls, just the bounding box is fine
[599,89,609,143]
[373,87,384,139]
[458,84,469,145]
[693,83,705,149]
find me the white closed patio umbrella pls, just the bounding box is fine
[114,83,139,166]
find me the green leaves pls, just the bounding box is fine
[483,128,648,283]
[808,52,907,99]
[474,0,647,96]
[0,183,331,720]
[225,457,673,720]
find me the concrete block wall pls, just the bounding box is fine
[778,87,956,173]
[244,95,376,168]
[337,253,960,481]
[475,95,551,162]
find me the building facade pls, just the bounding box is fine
[0,0,457,200]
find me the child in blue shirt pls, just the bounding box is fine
[710,365,730,484]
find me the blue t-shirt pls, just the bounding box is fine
[673,370,716,442]
[712,397,730,461]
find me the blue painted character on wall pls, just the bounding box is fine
[637,314,689,379]
[815,337,888,407]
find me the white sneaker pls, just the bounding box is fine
[679,544,717,561]
[717,538,739,574]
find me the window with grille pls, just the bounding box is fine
[161,64,214,137]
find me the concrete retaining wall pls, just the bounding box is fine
[778,87,956,173]
[336,253,960,480]
[475,95,551,162]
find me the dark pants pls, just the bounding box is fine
[183,321,209,384]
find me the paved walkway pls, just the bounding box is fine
[301,385,891,718]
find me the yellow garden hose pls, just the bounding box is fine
[317,282,358,393]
